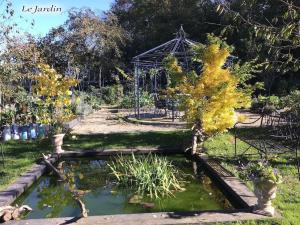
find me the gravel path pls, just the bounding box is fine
[71,108,183,134]
[71,108,261,135]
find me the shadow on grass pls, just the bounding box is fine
[2,138,52,158]
[63,131,191,151]
[206,130,299,168]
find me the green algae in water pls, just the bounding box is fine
[14,155,232,219]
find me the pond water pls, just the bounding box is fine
[15,155,232,219]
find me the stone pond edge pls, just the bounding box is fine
[0,148,279,224]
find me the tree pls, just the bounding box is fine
[110,0,220,63]
[0,0,37,110]
[38,8,128,87]
[216,0,300,94]
[164,39,251,154]
[33,64,78,133]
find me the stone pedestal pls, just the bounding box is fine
[52,133,65,154]
[253,179,277,216]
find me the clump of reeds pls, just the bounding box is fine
[108,153,184,199]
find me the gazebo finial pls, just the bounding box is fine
[177,25,186,39]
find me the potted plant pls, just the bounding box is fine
[51,122,66,153]
[33,64,78,154]
[247,161,282,216]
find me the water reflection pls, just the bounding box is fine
[15,156,232,219]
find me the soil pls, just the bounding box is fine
[71,108,261,135]
[71,108,183,134]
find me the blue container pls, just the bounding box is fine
[38,124,45,138]
[29,124,37,139]
[21,126,28,140]
[2,126,11,141]
[12,124,20,140]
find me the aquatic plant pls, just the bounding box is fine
[108,154,184,199]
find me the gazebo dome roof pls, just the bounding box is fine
[132,26,197,69]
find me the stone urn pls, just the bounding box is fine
[253,178,278,216]
[52,133,65,154]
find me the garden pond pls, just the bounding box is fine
[15,155,232,219]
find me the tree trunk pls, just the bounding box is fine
[191,122,205,155]
[191,132,198,155]
[98,67,102,88]
[42,154,65,180]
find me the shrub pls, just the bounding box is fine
[281,90,300,116]
[100,85,123,105]
[120,92,134,108]
[251,95,282,113]
[108,154,184,199]
[258,95,281,108]
[85,95,102,110]
[120,91,154,109]
[0,106,15,126]
[242,161,282,184]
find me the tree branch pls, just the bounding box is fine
[42,154,88,218]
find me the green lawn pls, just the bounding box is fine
[204,131,300,225]
[63,131,191,150]
[0,139,52,190]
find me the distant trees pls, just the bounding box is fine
[38,8,128,87]
[1,0,300,98]
[110,0,220,62]
[110,0,300,95]
[217,0,300,94]
[0,0,37,105]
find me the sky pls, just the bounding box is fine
[9,0,114,37]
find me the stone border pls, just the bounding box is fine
[64,116,83,130]
[195,154,257,209]
[60,147,182,157]
[0,156,57,207]
[7,210,272,225]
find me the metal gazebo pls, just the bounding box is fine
[132,26,198,119]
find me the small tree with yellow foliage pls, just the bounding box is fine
[33,64,79,134]
[164,39,251,154]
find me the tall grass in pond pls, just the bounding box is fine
[108,154,184,199]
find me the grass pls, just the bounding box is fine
[204,129,300,225]
[63,130,191,150]
[0,139,52,190]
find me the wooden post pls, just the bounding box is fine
[98,67,102,88]
[134,62,140,119]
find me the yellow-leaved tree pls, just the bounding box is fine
[164,39,251,154]
[33,64,79,134]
